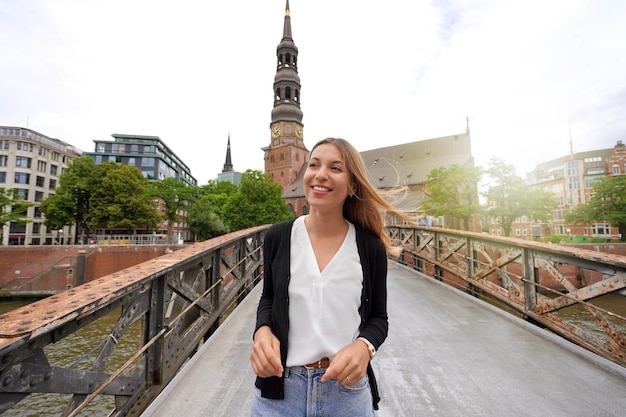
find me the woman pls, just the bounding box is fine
[250,138,409,416]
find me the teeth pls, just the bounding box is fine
[313,186,330,192]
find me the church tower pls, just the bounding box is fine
[263,0,308,190]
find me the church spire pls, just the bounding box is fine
[270,0,303,125]
[264,0,308,193]
[222,133,233,173]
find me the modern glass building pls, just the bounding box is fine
[85,134,197,187]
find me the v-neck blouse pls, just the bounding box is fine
[286,216,363,367]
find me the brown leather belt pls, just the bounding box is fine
[304,358,331,369]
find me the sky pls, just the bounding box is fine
[2,0,625,185]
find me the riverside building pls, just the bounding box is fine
[0,126,81,245]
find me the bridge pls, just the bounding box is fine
[1,225,625,416]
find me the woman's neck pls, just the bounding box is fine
[304,211,347,238]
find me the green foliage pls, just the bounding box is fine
[565,175,626,242]
[147,177,194,243]
[40,156,97,240]
[0,188,33,243]
[87,162,160,232]
[193,171,292,234]
[188,206,229,240]
[422,164,482,231]
[484,157,557,237]
[221,170,292,230]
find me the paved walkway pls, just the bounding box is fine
[142,263,626,417]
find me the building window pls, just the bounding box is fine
[587,167,605,175]
[567,177,580,189]
[17,142,33,152]
[37,160,46,172]
[32,222,42,234]
[14,188,28,200]
[14,172,30,184]
[36,176,45,187]
[0,155,7,166]
[34,206,42,218]
[50,165,58,175]
[15,156,32,168]
[592,223,611,236]
[613,164,620,174]
[49,178,57,189]
[10,222,26,233]
[0,172,5,183]
[35,191,44,202]
[554,209,563,220]
[566,161,579,176]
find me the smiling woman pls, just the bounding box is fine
[250,137,413,416]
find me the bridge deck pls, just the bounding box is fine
[142,264,626,417]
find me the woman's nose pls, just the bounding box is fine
[315,166,329,179]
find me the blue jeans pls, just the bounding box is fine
[251,366,375,417]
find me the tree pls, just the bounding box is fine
[40,156,97,242]
[565,174,626,242]
[221,170,292,231]
[148,177,194,243]
[422,164,482,231]
[0,188,33,244]
[187,180,237,240]
[88,162,160,233]
[196,179,239,221]
[484,158,557,237]
[188,205,229,240]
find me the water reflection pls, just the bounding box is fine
[1,300,141,417]
[558,293,626,342]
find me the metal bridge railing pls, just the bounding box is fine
[387,225,626,368]
[1,224,624,416]
[0,225,268,416]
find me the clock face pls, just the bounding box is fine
[271,124,281,138]
[295,126,303,139]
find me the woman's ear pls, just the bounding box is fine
[349,183,357,197]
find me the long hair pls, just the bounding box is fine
[310,138,413,256]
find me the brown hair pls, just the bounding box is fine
[310,138,413,256]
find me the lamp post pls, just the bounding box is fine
[57,228,64,245]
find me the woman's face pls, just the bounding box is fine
[304,143,354,213]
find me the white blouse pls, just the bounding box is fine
[286,216,363,367]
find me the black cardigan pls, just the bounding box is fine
[254,219,389,409]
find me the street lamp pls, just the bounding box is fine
[57,228,64,245]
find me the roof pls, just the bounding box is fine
[361,132,473,188]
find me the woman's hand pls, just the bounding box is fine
[250,326,284,378]
[321,339,370,387]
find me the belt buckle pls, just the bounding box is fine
[305,359,323,369]
[304,358,329,369]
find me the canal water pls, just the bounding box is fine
[1,300,141,417]
[1,292,625,416]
